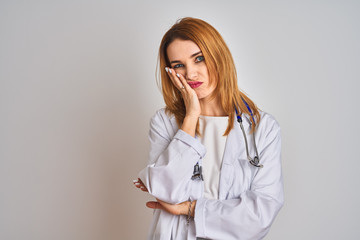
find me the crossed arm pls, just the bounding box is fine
[133,178,196,217]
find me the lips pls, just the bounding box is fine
[187,81,203,89]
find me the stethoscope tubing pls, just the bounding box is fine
[235,100,263,168]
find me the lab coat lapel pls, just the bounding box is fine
[218,114,251,200]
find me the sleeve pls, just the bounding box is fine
[194,117,284,240]
[138,110,206,204]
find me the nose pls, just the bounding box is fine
[185,65,198,81]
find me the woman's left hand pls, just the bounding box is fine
[146,199,196,217]
[133,178,196,217]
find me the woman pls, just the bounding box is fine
[133,17,283,240]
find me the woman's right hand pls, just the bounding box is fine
[166,67,201,119]
[166,67,200,137]
[133,178,148,192]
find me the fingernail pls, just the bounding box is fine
[176,73,180,78]
[165,67,168,72]
[135,183,140,185]
[132,180,138,183]
[169,69,172,73]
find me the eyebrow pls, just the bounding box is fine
[170,51,202,64]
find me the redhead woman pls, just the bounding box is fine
[133,17,284,240]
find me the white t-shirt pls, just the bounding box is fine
[198,115,229,199]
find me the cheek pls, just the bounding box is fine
[174,68,186,75]
[200,67,211,82]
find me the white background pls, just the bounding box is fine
[1,0,359,239]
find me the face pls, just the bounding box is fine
[166,39,216,100]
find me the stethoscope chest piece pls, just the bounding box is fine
[249,156,263,168]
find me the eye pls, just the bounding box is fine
[173,64,184,69]
[195,56,205,62]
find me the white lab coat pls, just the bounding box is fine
[138,108,284,240]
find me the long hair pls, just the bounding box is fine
[157,17,260,135]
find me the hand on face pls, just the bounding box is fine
[165,67,201,119]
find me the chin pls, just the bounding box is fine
[196,93,210,100]
[195,92,205,99]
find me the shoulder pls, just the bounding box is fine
[259,111,280,128]
[151,108,175,125]
[150,108,178,136]
[257,110,281,137]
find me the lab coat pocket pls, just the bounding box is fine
[228,157,257,199]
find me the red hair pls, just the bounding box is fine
[157,17,260,135]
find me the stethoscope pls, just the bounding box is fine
[235,100,263,168]
[191,99,262,181]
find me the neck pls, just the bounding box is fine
[199,95,227,116]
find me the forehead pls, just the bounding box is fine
[166,39,201,61]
